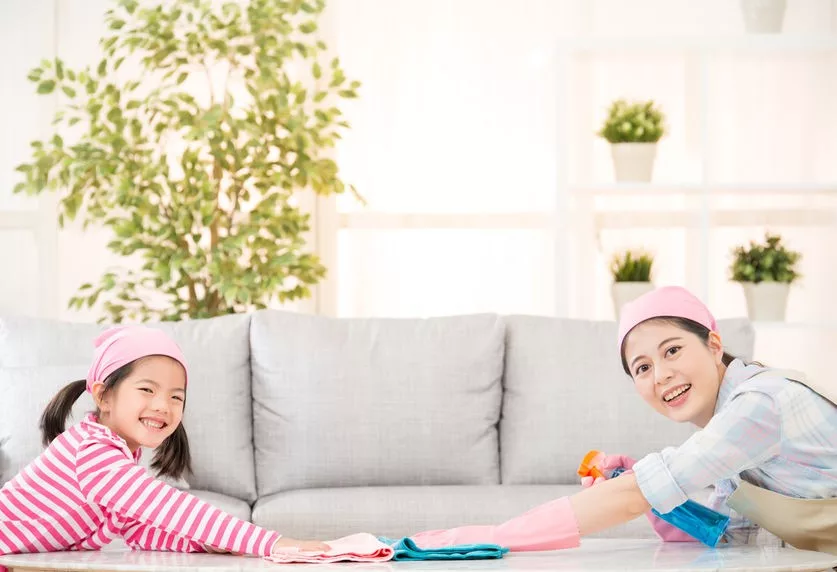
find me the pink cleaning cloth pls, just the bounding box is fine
[409,496,580,552]
[265,533,394,564]
[583,454,698,543]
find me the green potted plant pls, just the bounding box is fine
[730,232,801,321]
[610,249,655,317]
[13,0,360,323]
[597,99,665,183]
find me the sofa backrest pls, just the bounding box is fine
[249,310,506,496]
[499,316,756,484]
[0,314,257,502]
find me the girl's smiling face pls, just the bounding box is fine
[93,356,186,451]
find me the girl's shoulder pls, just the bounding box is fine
[73,415,134,459]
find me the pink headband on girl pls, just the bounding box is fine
[617,285,717,351]
[85,326,189,393]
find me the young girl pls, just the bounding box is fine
[409,285,837,554]
[0,325,329,562]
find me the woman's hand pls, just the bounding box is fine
[579,454,636,487]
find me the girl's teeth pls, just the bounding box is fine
[142,419,164,429]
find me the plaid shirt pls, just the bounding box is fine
[633,359,837,543]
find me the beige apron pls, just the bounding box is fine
[726,368,837,554]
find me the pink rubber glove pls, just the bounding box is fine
[582,454,697,543]
[409,496,580,552]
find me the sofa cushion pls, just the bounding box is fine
[0,433,9,486]
[252,484,669,541]
[250,311,505,496]
[500,317,755,485]
[0,314,256,502]
[189,490,251,522]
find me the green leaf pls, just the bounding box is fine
[97,59,107,76]
[110,19,126,30]
[176,72,188,84]
[312,62,322,79]
[37,80,56,94]
[299,22,317,34]
[62,86,77,98]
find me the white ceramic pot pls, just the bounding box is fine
[612,281,655,317]
[742,282,790,321]
[740,0,787,34]
[609,143,657,183]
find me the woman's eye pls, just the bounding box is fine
[139,387,153,394]
[172,395,184,402]
[666,346,681,357]
[635,364,649,376]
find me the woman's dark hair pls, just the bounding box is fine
[40,358,191,480]
[620,316,737,376]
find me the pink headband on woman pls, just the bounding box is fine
[85,326,189,393]
[617,285,717,351]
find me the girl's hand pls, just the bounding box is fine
[272,536,331,554]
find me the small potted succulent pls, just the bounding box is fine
[611,250,655,317]
[730,232,801,321]
[597,99,665,183]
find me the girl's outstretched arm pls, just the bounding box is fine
[75,435,296,556]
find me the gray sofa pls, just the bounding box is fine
[0,311,755,541]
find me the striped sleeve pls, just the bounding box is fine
[75,437,280,556]
[120,520,205,553]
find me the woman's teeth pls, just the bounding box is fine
[663,385,691,402]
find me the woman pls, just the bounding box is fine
[410,286,837,554]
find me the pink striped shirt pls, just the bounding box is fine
[0,414,279,561]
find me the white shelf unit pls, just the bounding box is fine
[553,33,837,324]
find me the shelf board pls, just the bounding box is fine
[338,212,552,230]
[751,320,837,331]
[558,35,837,55]
[337,207,835,230]
[573,183,837,197]
[595,208,835,228]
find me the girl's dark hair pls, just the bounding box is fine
[40,358,192,480]
[620,316,737,376]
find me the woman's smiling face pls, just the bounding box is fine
[623,319,726,428]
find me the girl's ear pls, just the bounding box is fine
[92,382,111,413]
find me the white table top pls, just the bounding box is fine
[1,540,836,571]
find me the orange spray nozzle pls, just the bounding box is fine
[577,449,606,480]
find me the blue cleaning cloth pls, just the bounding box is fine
[377,536,509,561]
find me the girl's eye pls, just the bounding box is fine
[666,346,682,357]
[634,364,649,376]
[139,387,153,394]
[173,395,184,402]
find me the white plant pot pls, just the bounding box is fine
[610,143,657,183]
[742,282,791,321]
[612,281,655,318]
[740,0,787,34]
